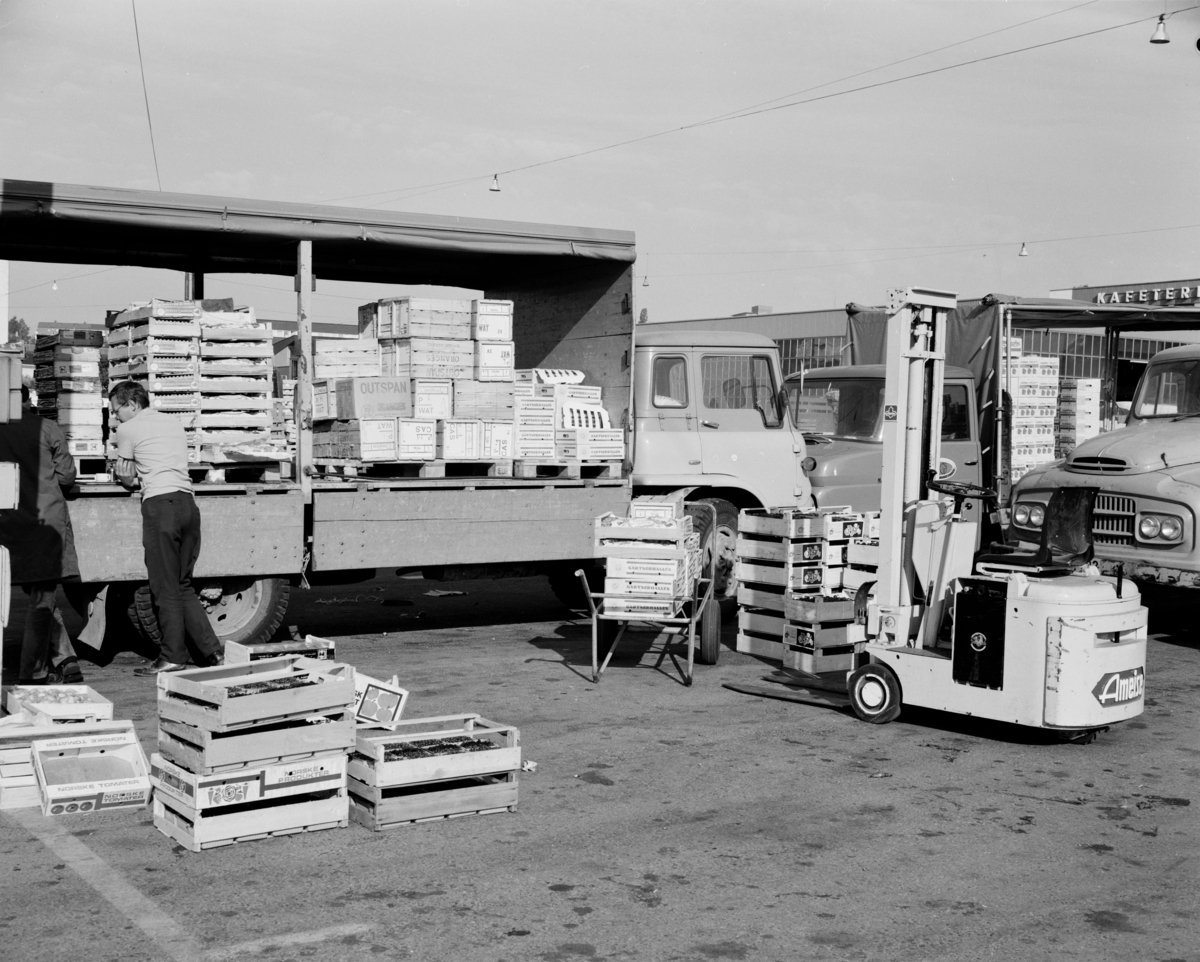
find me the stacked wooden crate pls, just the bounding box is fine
[198,314,275,458]
[735,506,867,661]
[271,375,297,456]
[151,656,357,851]
[108,300,203,461]
[515,369,625,466]
[348,714,520,831]
[1057,377,1103,456]
[314,337,381,379]
[1006,354,1059,483]
[31,329,107,467]
[594,507,701,618]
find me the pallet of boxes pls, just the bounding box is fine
[516,368,624,479]
[107,300,204,464]
[1006,351,1059,485]
[735,506,878,674]
[31,329,109,482]
[1056,376,1103,458]
[150,657,357,851]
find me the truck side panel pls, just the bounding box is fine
[311,483,628,570]
[490,262,633,427]
[67,490,305,582]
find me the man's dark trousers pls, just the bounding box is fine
[142,492,221,665]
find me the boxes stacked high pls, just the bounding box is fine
[151,656,357,852]
[735,506,865,660]
[314,338,381,379]
[1057,377,1103,456]
[359,297,472,340]
[197,311,275,455]
[383,337,473,380]
[1006,354,1060,483]
[514,395,556,460]
[471,300,514,382]
[32,329,106,458]
[348,714,520,831]
[109,300,203,460]
[272,376,297,455]
[595,501,700,618]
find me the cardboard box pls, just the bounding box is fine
[481,420,513,460]
[333,377,413,420]
[6,685,114,725]
[32,731,151,816]
[473,341,515,382]
[225,636,336,663]
[437,419,484,460]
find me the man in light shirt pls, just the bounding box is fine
[109,381,222,674]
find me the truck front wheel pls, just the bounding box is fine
[198,577,291,646]
[689,498,739,601]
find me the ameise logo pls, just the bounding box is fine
[1092,667,1145,707]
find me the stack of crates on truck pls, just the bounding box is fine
[312,375,415,462]
[348,714,521,831]
[108,300,203,463]
[271,375,297,458]
[31,329,107,475]
[151,656,357,851]
[314,336,381,379]
[734,506,868,661]
[1057,377,1104,456]
[515,368,624,466]
[197,310,276,460]
[594,500,701,619]
[1006,354,1059,483]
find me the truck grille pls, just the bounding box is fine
[1093,494,1135,545]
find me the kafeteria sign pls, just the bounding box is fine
[1066,280,1200,307]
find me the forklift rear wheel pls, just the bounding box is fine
[696,597,722,666]
[848,664,902,724]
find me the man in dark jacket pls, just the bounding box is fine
[0,387,84,684]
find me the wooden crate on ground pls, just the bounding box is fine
[736,607,785,661]
[157,712,355,775]
[156,657,356,733]
[153,787,349,852]
[4,685,114,725]
[347,714,519,831]
[151,751,346,810]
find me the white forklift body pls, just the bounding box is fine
[852,287,1147,735]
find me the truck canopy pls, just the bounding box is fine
[848,294,1200,497]
[0,179,636,287]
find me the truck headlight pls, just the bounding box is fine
[1159,516,1183,541]
[1139,515,1161,539]
[1014,504,1030,525]
[1028,505,1045,527]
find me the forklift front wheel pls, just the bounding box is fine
[848,664,902,724]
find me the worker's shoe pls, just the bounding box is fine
[50,657,84,685]
[202,652,224,668]
[134,657,188,676]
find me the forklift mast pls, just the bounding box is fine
[873,287,960,646]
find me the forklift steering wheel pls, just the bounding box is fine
[925,472,998,503]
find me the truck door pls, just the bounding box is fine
[941,381,983,527]
[634,352,703,476]
[698,352,793,504]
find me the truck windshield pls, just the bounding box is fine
[1132,358,1200,419]
[787,377,884,441]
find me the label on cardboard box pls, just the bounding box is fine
[333,377,412,420]
[471,314,513,341]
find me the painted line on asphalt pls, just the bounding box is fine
[7,807,207,962]
[204,923,375,959]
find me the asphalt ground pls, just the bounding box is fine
[1,574,1197,962]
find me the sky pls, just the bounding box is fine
[1,0,1199,332]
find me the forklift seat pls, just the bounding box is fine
[975,487,1098,574]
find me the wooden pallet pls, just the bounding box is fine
[311,458,514,479]
[152,789,349,852]
[348,771,518,831]
[186,461,291,484]
[512,459,621,480]
[156,657,356,733]
[157,712,355,775]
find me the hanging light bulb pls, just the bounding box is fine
[642,275,649,287]
[52,279,58,290]
[489,175,501,192]
[1018,243,1029,257]
[1151,14,1169,43]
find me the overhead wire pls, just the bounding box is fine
[130,0,163,191]
[324,4,1180,207]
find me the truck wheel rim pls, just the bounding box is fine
[207,580,264,637]
[859,678,887,710]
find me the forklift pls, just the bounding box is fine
[732,287,1147,741]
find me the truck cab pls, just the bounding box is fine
[1010,344,1200,589]
[631,330,812,596]
[783,364,983,526]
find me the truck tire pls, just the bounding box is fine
[688,498,740,602]
[130,585,162,645]
[203,577,291,646]
[696,596,721,666]
[548,563,604,613]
